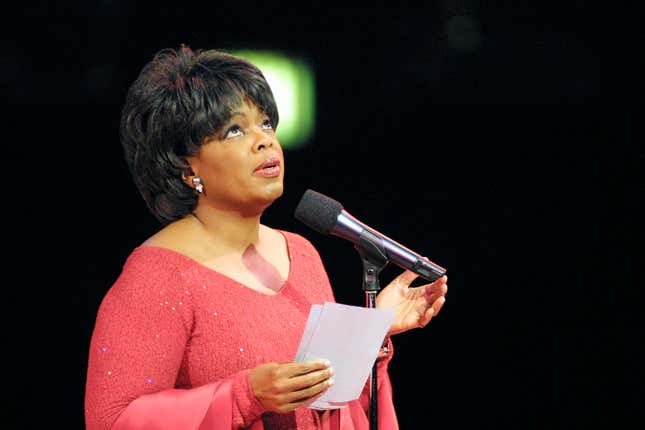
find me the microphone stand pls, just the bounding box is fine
[355,230,389,430]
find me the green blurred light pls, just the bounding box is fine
[232,50,315,149]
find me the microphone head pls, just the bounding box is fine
[294,189,344,235]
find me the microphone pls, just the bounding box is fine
[294,189,446,282]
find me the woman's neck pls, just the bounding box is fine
[190,205,263,254]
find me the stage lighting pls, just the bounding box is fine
[232,50,315,149]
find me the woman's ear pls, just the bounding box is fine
[181,158,198,188]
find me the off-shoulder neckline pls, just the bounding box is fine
[134,230,294,297]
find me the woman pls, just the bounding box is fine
[84,45,448,430]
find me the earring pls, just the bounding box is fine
[192,177,204,194]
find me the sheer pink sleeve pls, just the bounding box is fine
[344,337,398,429]
[109,370,264,430]
[84,252,265,429]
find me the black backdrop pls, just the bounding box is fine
[4,3,642,429]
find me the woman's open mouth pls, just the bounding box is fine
[253,157,281,177]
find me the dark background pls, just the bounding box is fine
[4,2,642,429]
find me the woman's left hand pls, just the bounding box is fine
[376,271,448,336]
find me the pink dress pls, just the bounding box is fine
[85,231,398,429]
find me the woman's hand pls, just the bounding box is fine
[249,360,334,413]
[376,271,448,336]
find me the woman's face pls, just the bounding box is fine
[187,100,284,215]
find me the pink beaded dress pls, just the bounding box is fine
[85,231,397,429]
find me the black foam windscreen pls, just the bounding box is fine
[294,189,344,235]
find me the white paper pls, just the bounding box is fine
[293,302,395,410]
[294,304,322,363]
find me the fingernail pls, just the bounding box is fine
[323,360,331,367]
[329,367,335,376]
[328,379,334,386]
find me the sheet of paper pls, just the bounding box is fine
[294,304,322,362]
[294,302,395,410]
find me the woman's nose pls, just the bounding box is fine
[252,131,275,152]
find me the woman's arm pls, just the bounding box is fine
[84,253,264,430]
[85,249,333,430]
[351,337,398,428]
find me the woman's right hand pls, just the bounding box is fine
[248,359,335,413]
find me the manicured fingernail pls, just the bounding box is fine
[329,367,335,375]
[328,379,334,386]
[323,360,331,367]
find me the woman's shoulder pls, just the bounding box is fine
[94,245,195,327]
[284,231,310,246]
[271,228,322,259]
[93,244,195,314]
[115,246,190,288]
[140,217,197,252]
[110,221,198,296]
[125,244,192,269]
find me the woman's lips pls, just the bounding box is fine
[253,157,281,178]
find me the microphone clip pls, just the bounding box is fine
[355,230,389,293]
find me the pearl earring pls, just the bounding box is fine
[192,177,204,194]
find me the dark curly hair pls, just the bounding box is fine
[120,45,279,225]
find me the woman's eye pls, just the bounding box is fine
[224,125,243,138]
[262,119,273,130]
